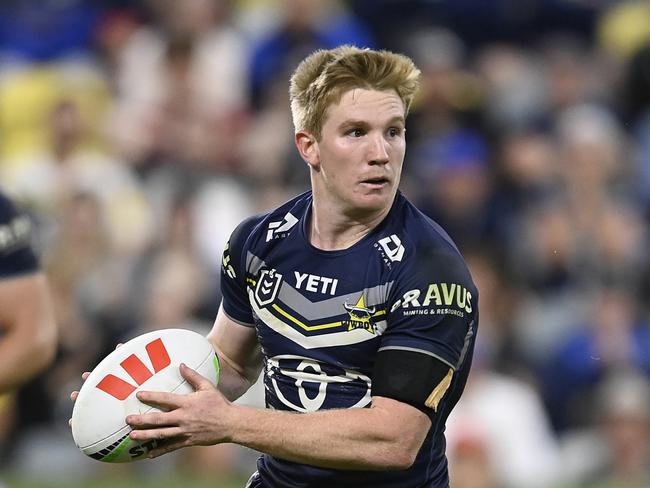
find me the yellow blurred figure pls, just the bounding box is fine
[599,0,650,60]
[0,64,110,161]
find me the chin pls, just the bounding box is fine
[351,192,394,213]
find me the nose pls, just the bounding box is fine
[367,133,390,165]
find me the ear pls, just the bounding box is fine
[295,130,320,170]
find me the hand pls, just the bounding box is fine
[68,371,90,427]
[126,363,234,459]
[69,372,90,403]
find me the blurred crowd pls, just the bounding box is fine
[0,0,649,487]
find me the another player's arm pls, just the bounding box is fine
[206,304,262,401]
[0,272,57,393]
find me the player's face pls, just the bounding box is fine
[313,88,406,215]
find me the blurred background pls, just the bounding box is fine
[0,0,649,487]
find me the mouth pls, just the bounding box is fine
[360,177,390,189]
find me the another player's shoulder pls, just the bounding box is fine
[0,191,32,252]
[0,190,39,276]
[0,191,19,223]
[390,194,474,286]
[228,191,311,250]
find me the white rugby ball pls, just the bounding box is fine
[71,328,219,463]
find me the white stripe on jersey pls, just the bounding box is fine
[249,289,386,349]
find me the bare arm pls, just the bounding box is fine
[206,304,262,401]
[0,272,57,393]
[127,365,431,471]
[225,395,431,470]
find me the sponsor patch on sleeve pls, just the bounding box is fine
[390,282,473,318]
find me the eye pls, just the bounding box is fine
[348,128,365,138]
[388,127,404,138]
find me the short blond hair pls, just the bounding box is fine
[289,45,421,139]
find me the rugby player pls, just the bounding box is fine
[0,191,57,393]
[127,45,480,487]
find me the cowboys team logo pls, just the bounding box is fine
[255,268,283,306]
[342,295,377,334]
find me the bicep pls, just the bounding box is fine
[207,303,261,384]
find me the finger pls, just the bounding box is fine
[148,437,190,459]
[126,409,178,429]
[136,390,184,411]
[68,418,72,427]
[71,371,91,402]
[180,363,212,391]
[128,426,184,442]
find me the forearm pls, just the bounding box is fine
[225,399,426,471]
[0,274,57,393]
[0,332,51,392]
[207,306,262,402]
[128,370,429,468]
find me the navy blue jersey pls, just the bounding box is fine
[0,192,38,278]
[221,191,478,488]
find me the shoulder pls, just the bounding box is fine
[387,194,475,289]
[0,191,19,222]
[228,191,311,250]
[0,192,31,251]
[0,191,39,276]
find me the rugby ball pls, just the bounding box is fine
[71,328,220,463]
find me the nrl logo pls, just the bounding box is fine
[255,269,283,306]
[343,295,377,334]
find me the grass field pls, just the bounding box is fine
[1,433,258,488]
[2,473,249,488]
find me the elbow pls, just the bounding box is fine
[383,445,418,471]
[24,275,59,372]
[398,445,419,470]
[374,433,423,471]
[40,334,58,370]
[366,406,430,471]
[30,317,58,372]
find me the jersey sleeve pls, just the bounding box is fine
[0,193,39,278]
[220,215,263,326]
[380,242,478,372]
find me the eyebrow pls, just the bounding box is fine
[340,116,405,129]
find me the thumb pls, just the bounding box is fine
[180,363,212,391]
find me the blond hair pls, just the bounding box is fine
[289,45,421,139]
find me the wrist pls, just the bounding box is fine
[219,400,243,443]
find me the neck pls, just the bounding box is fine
[308,192,393,251]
